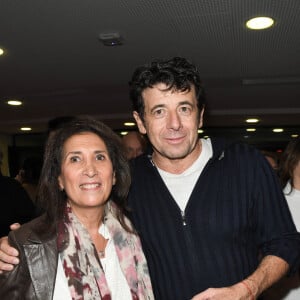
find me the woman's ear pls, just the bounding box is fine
[112,171,116,186]
[58,175,64,191]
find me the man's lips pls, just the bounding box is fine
[165,136,185,144]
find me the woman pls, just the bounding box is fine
[264,137,300,300]
[0,117,154,300]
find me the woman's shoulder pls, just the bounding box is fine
[8,214,52,245]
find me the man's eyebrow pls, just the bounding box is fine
[150,104,166,113]
[178,101,194,106]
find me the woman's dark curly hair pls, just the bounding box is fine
[279,136,300,192]
[129,56,206,120]
[37,116,131,232]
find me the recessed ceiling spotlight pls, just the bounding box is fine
[246,128,256,132]
[198,129,204,134]
[7,100,23,106]
[99,32,123,46]
[245,118,259,123]
[246,17,274,30]
[20,127,32,131]
[124,122,135,127]
[272,128,284,133]
[120,131,128,136]
[291,134,298,138]
[0,48,4,56]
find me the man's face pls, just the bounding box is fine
[133,83,203,163]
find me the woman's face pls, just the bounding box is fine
[58,132,116,211]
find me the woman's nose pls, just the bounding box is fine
[83,162,98,177]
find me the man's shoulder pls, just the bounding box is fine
[130,153,152,172]
[210,137,257,154]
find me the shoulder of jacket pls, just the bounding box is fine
[9,214,52,245]
[210,137,259,161]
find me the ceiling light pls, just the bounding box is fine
[272,128,284,133]
[246,118,259,123]
[124,122,135,127]
[120,131,128,135]
[246,128,256,132]
[20,127,32,131]
[291,134,298,138]
[198,129,204,134]
[246,17,274,30]
[7,100,23,106]
[99,32,123,46]
[0,48,4,56]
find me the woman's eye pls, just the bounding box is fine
[70,156,80,163]
[96,154,105,161]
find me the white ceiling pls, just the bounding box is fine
[0,0,299,139]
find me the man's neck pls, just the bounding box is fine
[152,140,202,174]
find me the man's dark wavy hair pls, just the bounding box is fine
[129,57,206,120]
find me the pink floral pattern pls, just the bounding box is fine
[57,202,154,300]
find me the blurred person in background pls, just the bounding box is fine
[265,137,300,300]
[261,150,279,173]
[122,131,147,160]
[0,150,37,237]
[15,156,43,204]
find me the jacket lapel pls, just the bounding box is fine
[24,238,58,300]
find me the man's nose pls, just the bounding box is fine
[166,111,182,130]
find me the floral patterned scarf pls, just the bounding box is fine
[57,202,154,300]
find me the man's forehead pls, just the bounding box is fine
[142,84,196,107]
[144,82,194,94]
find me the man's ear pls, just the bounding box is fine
[198,107,205,128]
[133,111,147,134]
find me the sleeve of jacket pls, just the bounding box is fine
[253,149,300,273]
[0,231,34,298]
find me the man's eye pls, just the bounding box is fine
[179,106,191,115]
[153,109,166,118]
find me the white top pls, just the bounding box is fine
[157,138,213,212]
[53,223,131,300]
[281,182,300,300]
[284,183,300,230]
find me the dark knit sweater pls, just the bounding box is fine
[128,138,300,300]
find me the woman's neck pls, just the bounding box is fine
[70,204,105,234]
[293,175,300,190]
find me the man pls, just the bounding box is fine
[122,131,147,160]
[0,151,37,237]
[1,57,300,299]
